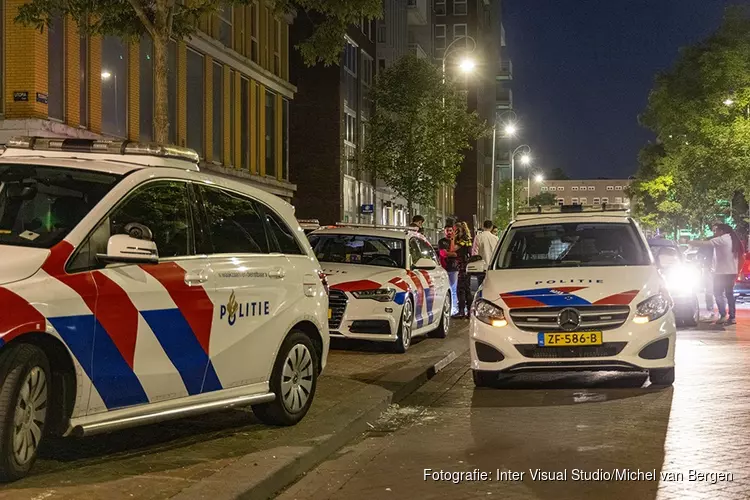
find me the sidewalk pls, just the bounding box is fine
[0,326,469,500]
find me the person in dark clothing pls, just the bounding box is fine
[454,221,473,318]
[409,215,425,234]
[438,218,459,315]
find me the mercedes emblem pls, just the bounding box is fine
[557,308,581,332]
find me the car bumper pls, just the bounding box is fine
[330,299,403,342]
[469,311,676,374]
[734,282,750,297]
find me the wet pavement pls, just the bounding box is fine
[279,310,750,500]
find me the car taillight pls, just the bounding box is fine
[319,271,329,295]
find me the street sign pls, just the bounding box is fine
[361,204,374,214]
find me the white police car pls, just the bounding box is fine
[308,225,451,352]
[0,137,329,480]
[468,205,676,387]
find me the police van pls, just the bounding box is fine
[0,137,329,480]
[468,205,676,387]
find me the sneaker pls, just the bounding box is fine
[725,318,736,326]
[715,316,727,325]
[700,312,716,321]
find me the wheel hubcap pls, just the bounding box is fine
[13,367,47,466]
[402,301,413,348]
[281,344,314,413]
[443,296,451,330]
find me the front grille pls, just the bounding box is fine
[514,342,627,359]
[328,290,348,330]
[509,305,630,332]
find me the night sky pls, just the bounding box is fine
[502,0,737,180]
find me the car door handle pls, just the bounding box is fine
[184,269,209,286]
[269,268,286,279]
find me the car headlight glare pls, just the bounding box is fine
[664,265,700,295]
[472,299,507,327]
[351,288,396,302]
[634,292,672,323]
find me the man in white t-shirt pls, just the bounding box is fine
[690,224,746,325]
[472,220,499,285]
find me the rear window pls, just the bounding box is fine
[494,222,649,269]
[308,234,405,269]
[0,164,121,249]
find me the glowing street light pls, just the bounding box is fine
[504,123,517,137]
[101,71,112,80]
[535,174,544,183]
[520,154,531,165]
[724,98,735,106]
[459,58,476,73]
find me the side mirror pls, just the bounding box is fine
[97,234,159,265]
[413,257,437,270]
[467,260,487,275]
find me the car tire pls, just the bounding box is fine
[429,294,451,339]
[683,298,699,327]
[253,331,319,426]
[649,367,675,386]
[392,297,414,353]
[0,343,51,482]
[472,370,498,388]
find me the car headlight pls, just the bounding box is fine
[471,299,508,327]
[634,292,672,324]
[664,264,699,295]
[351,288,396,302]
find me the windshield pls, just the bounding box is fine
[308,234,405,269]
[0,164,122,249]
[494,222,650,269]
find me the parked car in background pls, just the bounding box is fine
[735,252,750,303]
[298,219,321,235]
[308,225,451,352]
[650,243,700,326]
[0,137,329,480]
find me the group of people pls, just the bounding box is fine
[410,216,499,319]
[690,223,746,326]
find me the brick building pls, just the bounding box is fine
[527,179,633,207]
[0,0,296,201]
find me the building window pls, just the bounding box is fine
[607,185,614,191]
[230,70,236,165]
[241,76,250,170]
[435,0,446,15]
[265,90,276,176]
[580,186,586,190]
[255,84,262,170]
[454,0,468,15]
[186,48,205,157]
[273,18,282,75]
[572,186,579,191]
[345,112,357,145]
[453,24,467,46]
[139,36,154,141]
[212,62,223,162]
[377,24,386,43]
[435,24,446,50]
[602,197,609,204]
[80,34,89,128]
[378,58,386,71]
[615,197,623,203]
[48,14,65,121]
[541,186,548,192]
[579,197,587,204]
[264,7,271,67]
[101,36,128,138]
[344,41,357,75]
[0,4,3,113]
[168,40,177,144]
[282,98,289,180]
[558,186,564,191]
[588,186,595,191]
[593,197,601,205]
[250,1,259,62]
[217,2,233,48]
[549,186,556,192]
[616,185,623,190]
[557,198,565,206]
[571,198,579,204]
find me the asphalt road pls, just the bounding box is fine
[279,312,750,500]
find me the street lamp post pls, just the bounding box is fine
[490,110,518,222]
[509,145,530,219]
[528,172,543,205]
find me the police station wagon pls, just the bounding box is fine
[468,205,676,388]
[0,137,329,480]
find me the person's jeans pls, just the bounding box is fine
[448,271,459,315]
[457,275,472,316]
[713,273,737,319]
[703,272,714,313]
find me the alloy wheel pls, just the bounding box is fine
[13,367,47,466]
[280,344,314,413]
[402,300,414,349]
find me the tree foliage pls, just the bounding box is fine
[362,54,487,213]
[633,6,750,237]
[16,0,382,143]
[529,192,557,207]
[546,167,570,181]
[493,179,525,231]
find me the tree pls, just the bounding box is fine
[16,0,382,144]
[636,5,750,224]
[494,179,524,231]
[529,192,557,206]
[546,167,570,180]
[362,54,487,214]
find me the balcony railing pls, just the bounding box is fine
[409,42,428,59]
[496,60,512,80]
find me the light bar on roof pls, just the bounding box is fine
[5,136,200,164]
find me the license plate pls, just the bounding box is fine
[328,308,332,319]
[537,331,602,346]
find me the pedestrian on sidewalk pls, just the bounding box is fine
[698,242,716,321]
[438,219,459,315]
[690,224,746,325]
[409,215,425,234]
[455,221,474,318]
[471,219,499,286]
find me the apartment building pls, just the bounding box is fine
[0,0,296,200]
[527,179,633,206]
